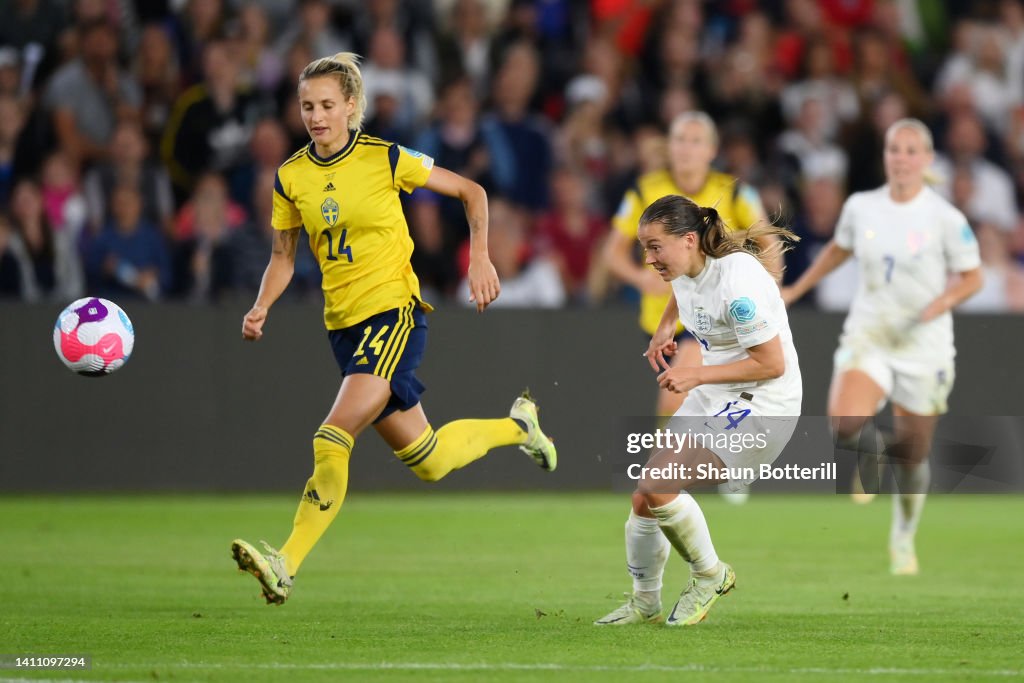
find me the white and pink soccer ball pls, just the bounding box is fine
[53,297,135,376]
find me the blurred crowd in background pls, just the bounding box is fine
[2,0,1024,313]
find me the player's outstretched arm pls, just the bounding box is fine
[423,165,499,312]
[780,239,852,306]
[920,267,984,322]
[243,227,300,340]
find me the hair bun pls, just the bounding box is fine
[702,206,719,226]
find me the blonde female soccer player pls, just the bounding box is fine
[230,53,556,605]
[595,195,800,626]
[783,118,982,575]
[604,111,774,418]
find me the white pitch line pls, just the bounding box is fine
[1,679,151,683]
[101,660,1024,677]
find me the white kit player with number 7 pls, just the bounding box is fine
[783,118,983,575]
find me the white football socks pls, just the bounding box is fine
[892,461,930,539]
[625,512,670,602]
[649,493,720,577]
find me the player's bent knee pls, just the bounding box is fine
[635,486,674,509]
[631,490,652,516]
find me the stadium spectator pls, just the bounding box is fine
[957,223,1024,313]
[457,197,565,308]
[166,0,229,86]
[161,39,263,202]
[231,118,290,212]
[1002,0,1024,105]
[172,172,246,243]
[0,0,1020,313]
[435,0,496,99]
[7,180,58,301]
[236,4,285,95]
[65,0,141,58]
[134,24,182,152]
[703,13,786,148]
[787,175,857,312]
[42,19,142,166]
[602,124,667,219]
[780,37,860,141]
[535,166,609,305]
[86,184,171,301]
[82,121,174,238]
[0,0,67,82]
[557,74,613,182]
[232,167,320,298]
[580,35,646,132]
[39,150,86,237]
[172,171,248,302]
[845,91,908,193]
[719,123,768,188]
[275,42,317,150]
[361,27,434,142]
[407,192,459,300]
[932,111,1019,233]
[850,27,931,121]
[0,95,31,205]
[485,40,553,212]
[0,213,23,297]
[272,0,351,64]
[776,94,849,187]
[773,0,852,80]
[410,76,516,293]
[934,22,1017,136]
[351,0,438,82]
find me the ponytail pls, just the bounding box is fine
[640,195,797,280]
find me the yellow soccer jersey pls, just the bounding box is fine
[612,170,765,335]
[273,132,435,330]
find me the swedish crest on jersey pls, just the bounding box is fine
[693,306,713,334]
[321,197,340,226]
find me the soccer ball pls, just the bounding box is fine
[53,297,135,376]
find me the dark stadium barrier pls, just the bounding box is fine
[1,303,1022,492]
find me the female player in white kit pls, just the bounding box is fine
[596,194,801,626]
[783,118,983,575]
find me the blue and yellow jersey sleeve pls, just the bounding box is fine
[730,181,767,231]
[612,186,645,240]
[272,167,303,230]
[391,144,435,193]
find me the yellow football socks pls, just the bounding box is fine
[280,424,352,576]
[395,419,526,482]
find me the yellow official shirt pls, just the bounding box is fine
[273,132,434,330]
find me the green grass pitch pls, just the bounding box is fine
[1,493,1022,682]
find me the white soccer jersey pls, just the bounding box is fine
[834,186,981,359]
[670,252,802,415]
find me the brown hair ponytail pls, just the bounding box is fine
[640,195,797,279]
